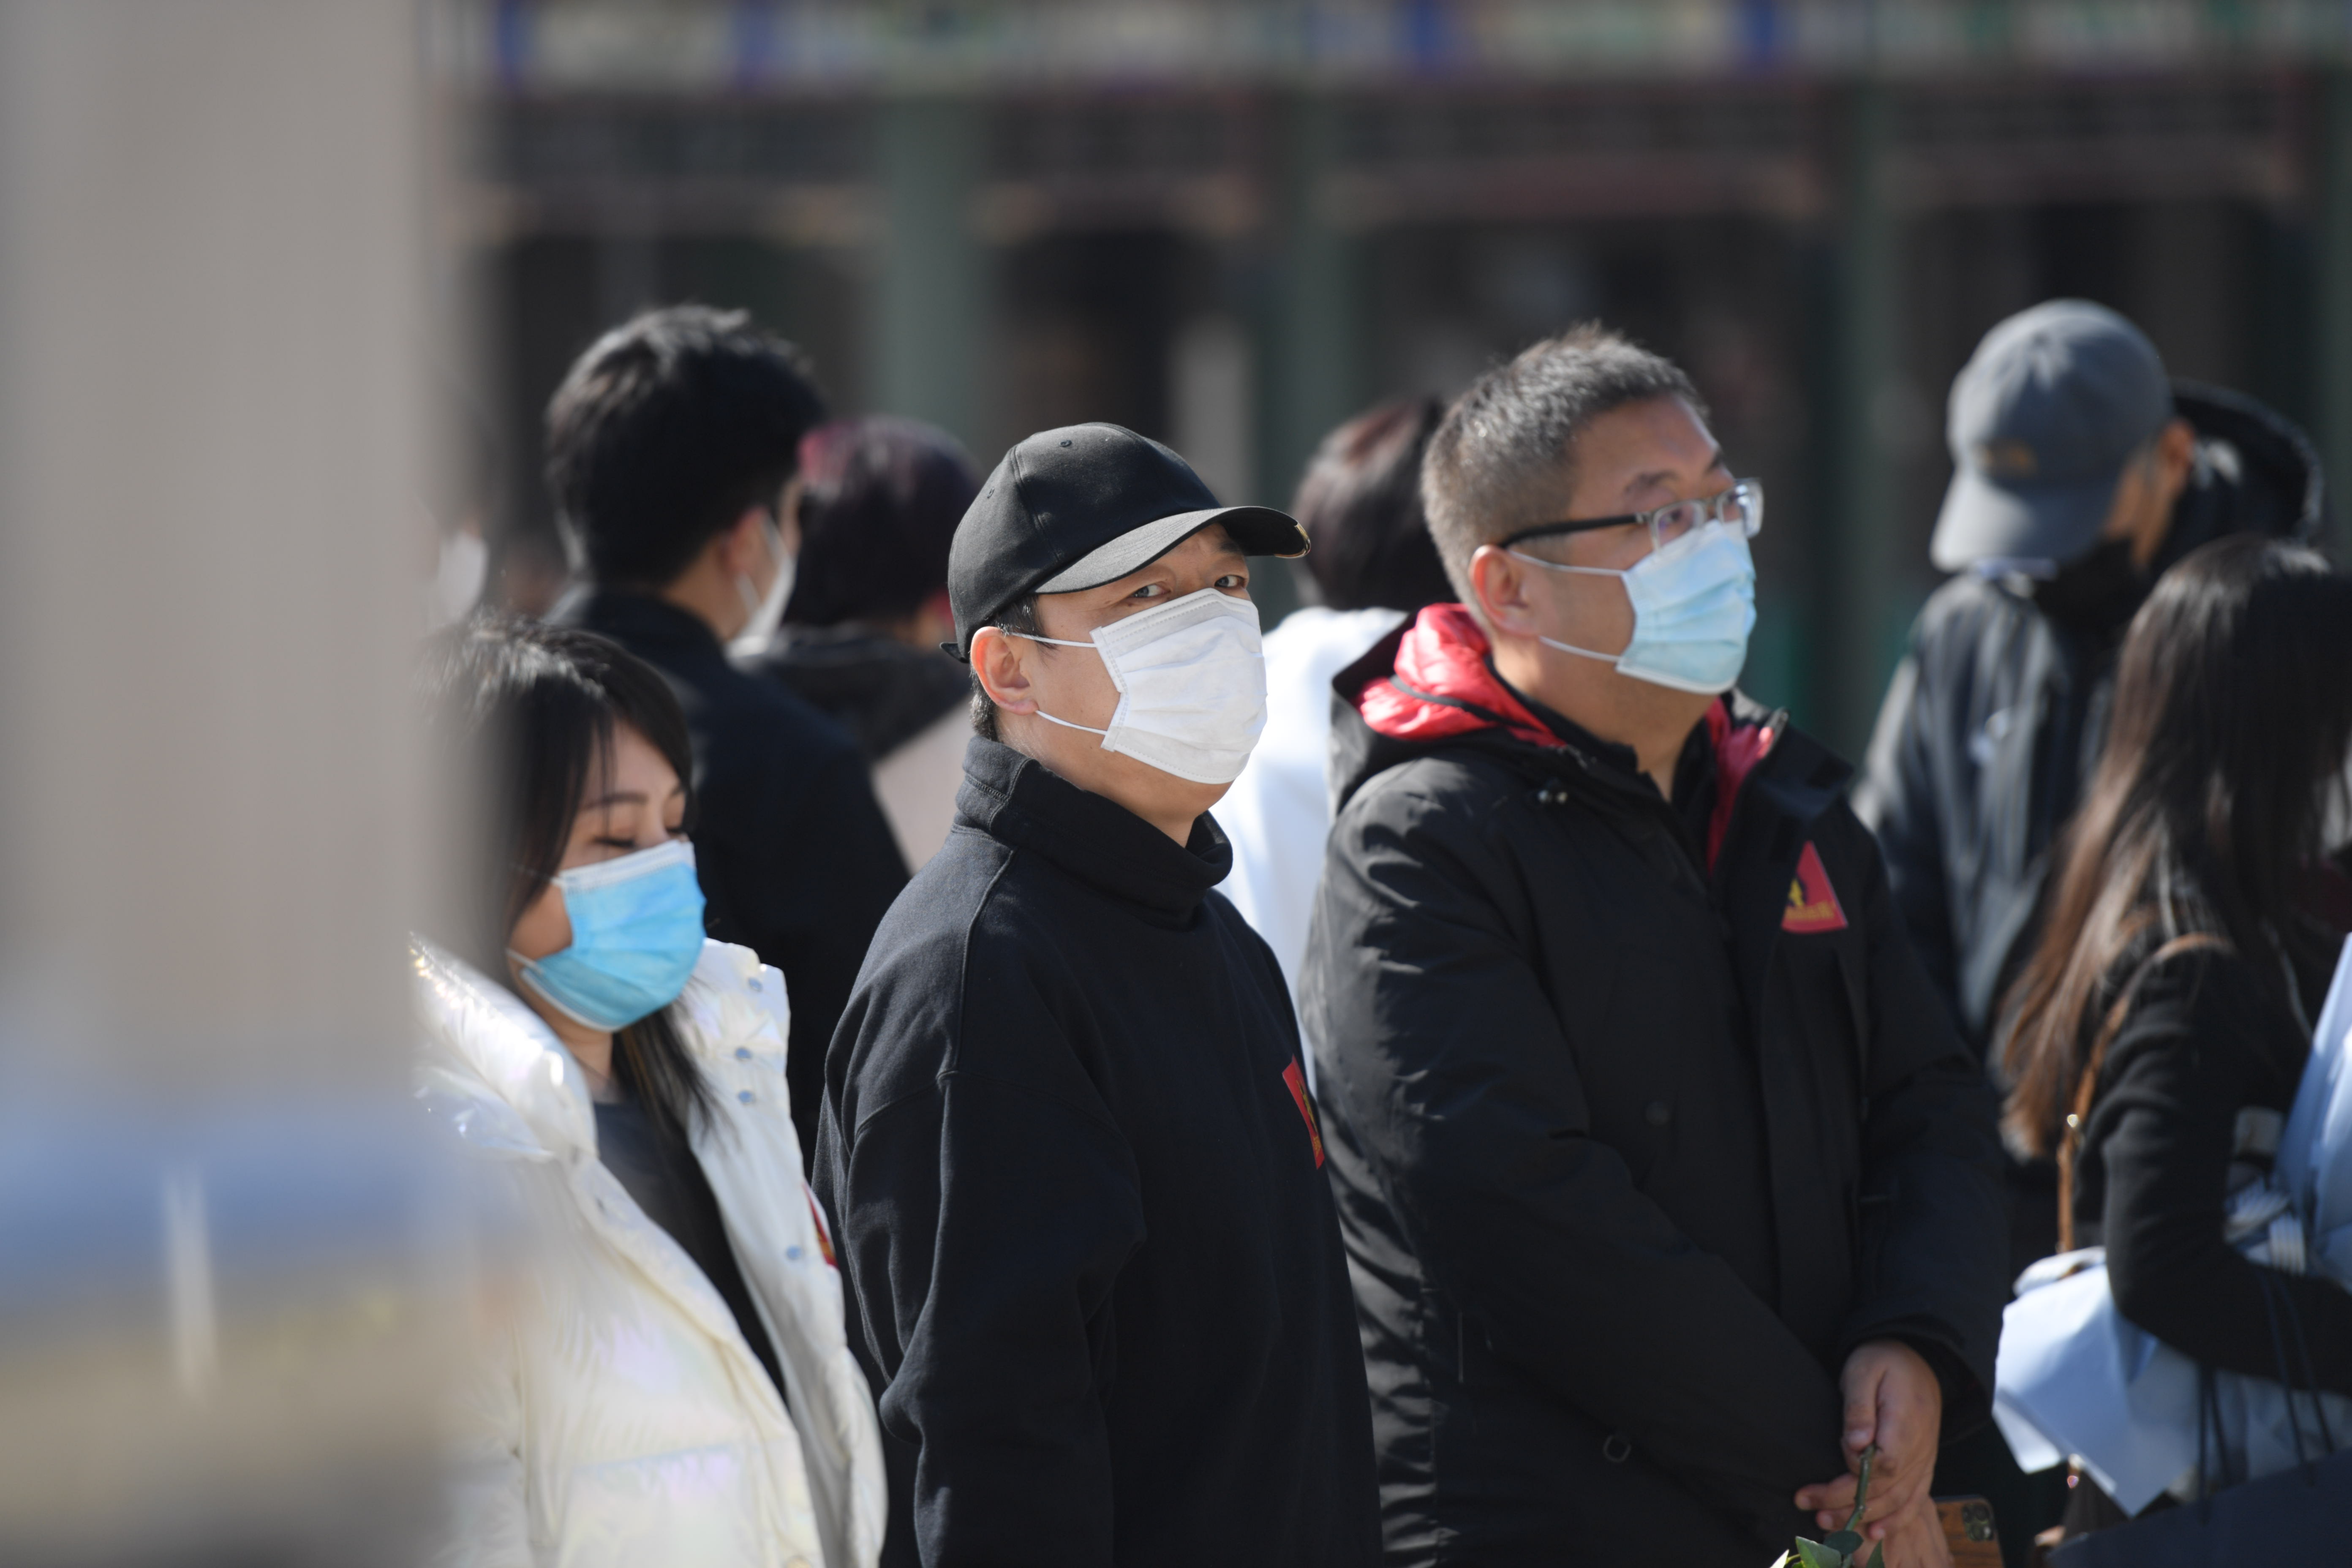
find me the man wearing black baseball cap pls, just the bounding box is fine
[813,423,1379,1568]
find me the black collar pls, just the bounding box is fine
[954,738,1231,923]
[563,588,727,662]
[1500,674,1713,806]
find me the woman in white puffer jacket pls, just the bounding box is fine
[415,618,884,1568]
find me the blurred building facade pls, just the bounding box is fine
[450,0,2352,750]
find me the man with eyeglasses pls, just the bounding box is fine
[1298,327,2006,1566]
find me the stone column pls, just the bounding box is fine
[0,4,450,1562]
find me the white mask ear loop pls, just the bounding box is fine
[996,628,1113,736]
[1508,548,1630,665]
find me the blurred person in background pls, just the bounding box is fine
[414,618,885,1568]
[488,523,575,622]
[1855,299,2328,1265]
[1218,397,1451,1005]
[546,305,909,1169]
[1303,329,2006,1566]
[1851,301,2335,1558]
[817,425,1379,1568]
[1998,536,2352,1535]
[420,382,509,631]
[745,417,980,870]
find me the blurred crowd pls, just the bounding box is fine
[411,296,2352,1568]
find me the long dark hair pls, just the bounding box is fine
[421,617,715,1142]
[2003,536,2352,1157]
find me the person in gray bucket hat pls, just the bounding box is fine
[1854,299,2330,1544]
[1928,300,2189,575]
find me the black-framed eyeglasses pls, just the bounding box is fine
[1498,478,1764,557]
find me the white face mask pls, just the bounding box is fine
[425,528,487,630]
[1007,586,1267,784]
[728,515,795,658]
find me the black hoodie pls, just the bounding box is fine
[814,736,1380,1568]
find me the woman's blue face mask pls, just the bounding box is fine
[510,839,706,1030]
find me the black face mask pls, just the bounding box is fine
[2031,538,2149,641]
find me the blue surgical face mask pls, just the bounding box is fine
[510,839,707,1030]
[1510,518,1758,695]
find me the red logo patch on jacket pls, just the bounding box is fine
[1282,1058,1326,1168]
[1782,841,1848,933]
[803,1185,838,1269]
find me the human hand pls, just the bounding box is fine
[1793,1340,1942,1539]
[1870,1490,1953,1568]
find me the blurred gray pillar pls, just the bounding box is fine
[1256,91,1357,623]
[2316,67,2352,560]
[0,3,449,1563]
[872,95,984,451]
[1816,78,1901,756]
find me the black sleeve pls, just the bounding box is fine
[704,745,909,1169]
[1852,647,1964,1031]
[835,1060,1144,1568]
[2095,957,2352,1398]
[1832,815,2009,1436]
[1306,783,1843,1544]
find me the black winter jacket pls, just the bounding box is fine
[1854,385,2325,1059]
[815,737,1380,1568]
[557,590,909,1166]
[1301,607,2007,1566]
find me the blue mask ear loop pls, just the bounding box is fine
[1506,549,1631,666]
[995,628,1114,738]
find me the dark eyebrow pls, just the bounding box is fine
[1620,446,1727,501]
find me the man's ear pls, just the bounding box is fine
[775,476,805,557]
[2156,416,2197,490]
[1469,544,1541,639]
[970,625,1038,716]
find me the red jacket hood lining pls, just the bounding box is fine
[1359,604,1776,872]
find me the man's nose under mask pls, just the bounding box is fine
[1004,587,1268,785]
[1510,520,1758,695]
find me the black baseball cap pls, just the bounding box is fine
[945,422,1308,660]
[1930,299,2175,573]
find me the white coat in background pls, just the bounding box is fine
[412,938,886,1568]
[1217,605,1409,1032]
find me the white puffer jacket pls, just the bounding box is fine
[412,938,886,1568]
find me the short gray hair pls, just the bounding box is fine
[1421,324,1704,607]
